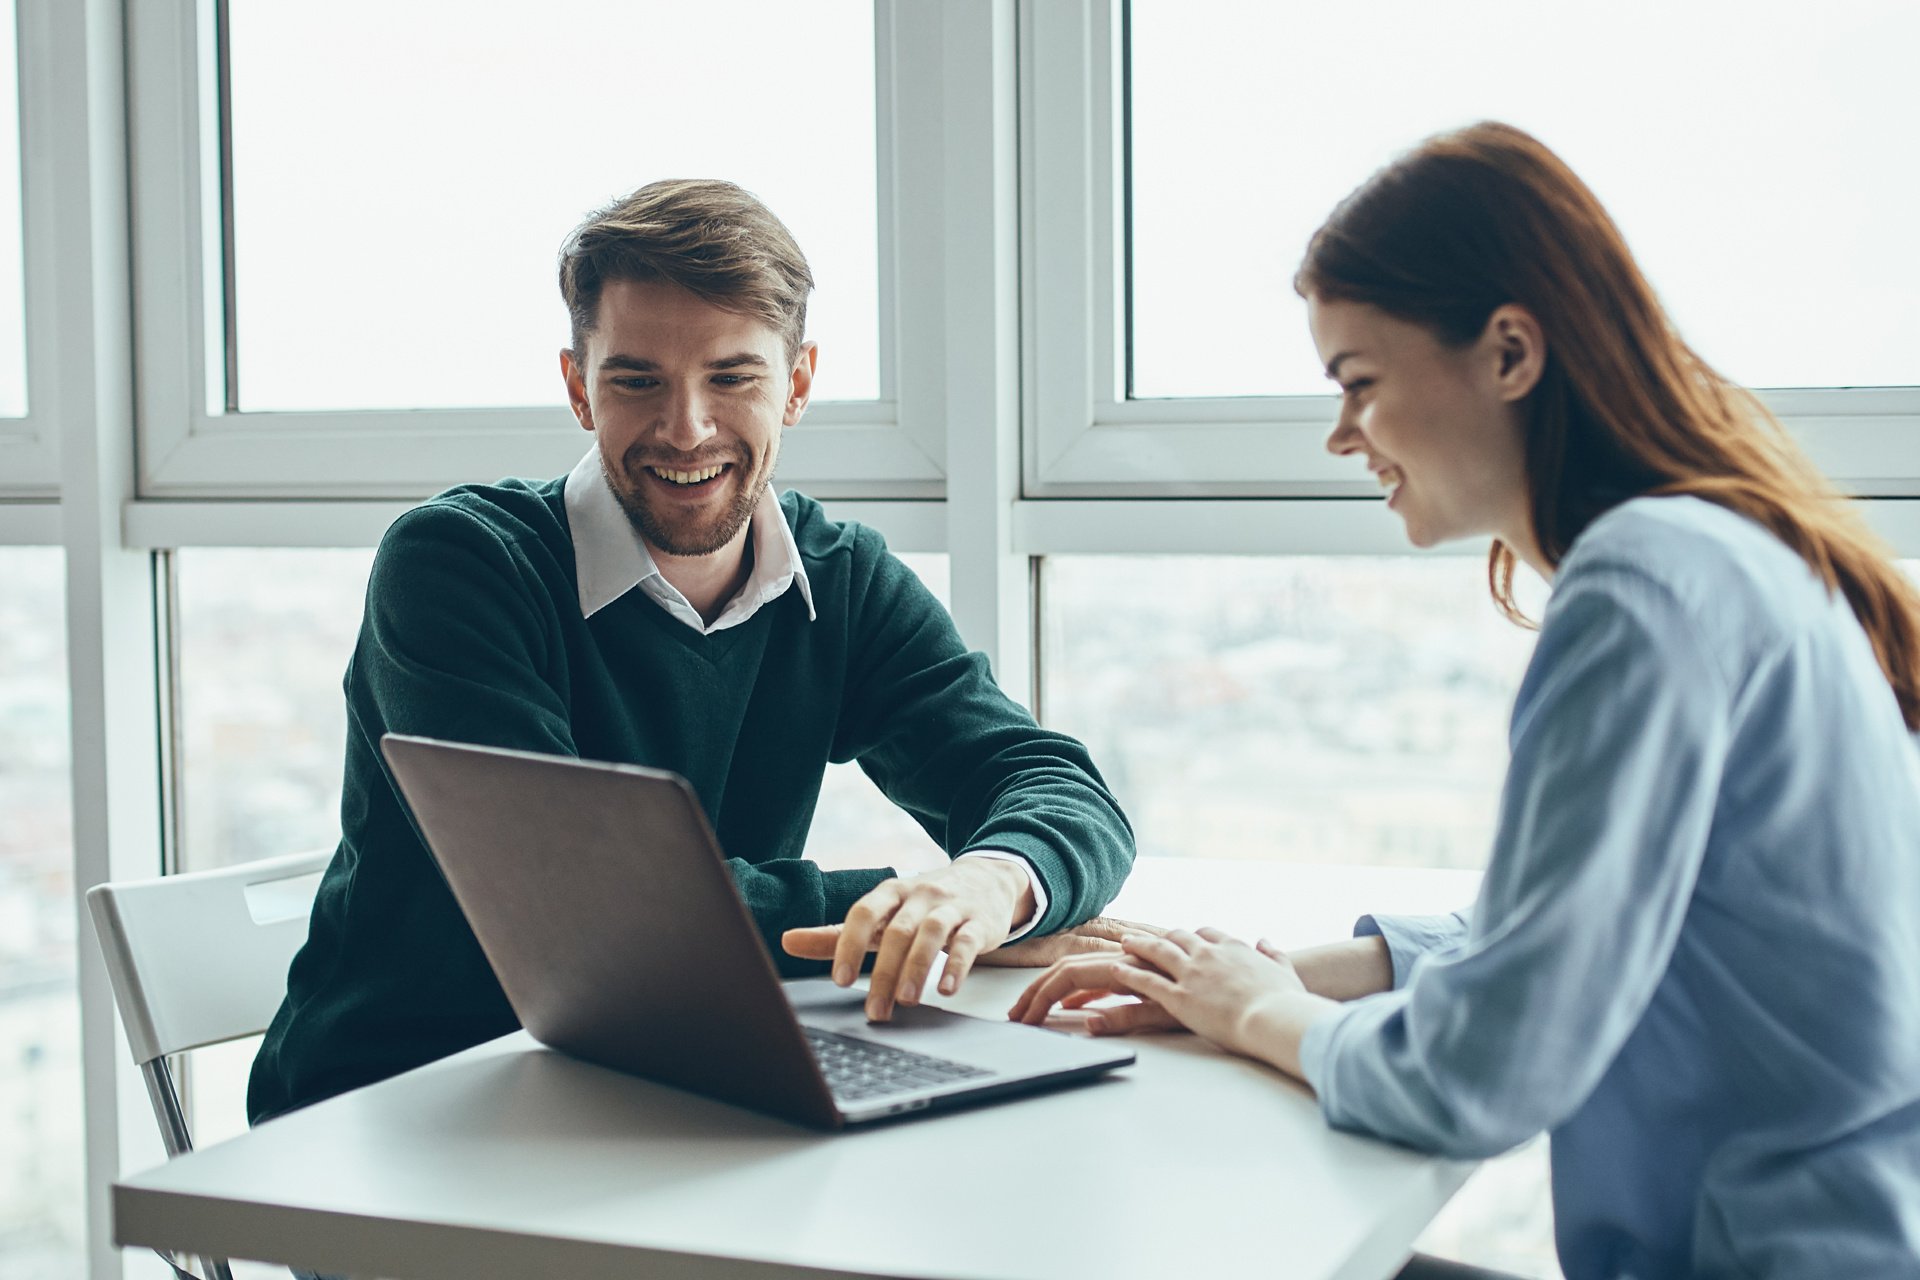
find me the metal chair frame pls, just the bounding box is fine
[86,849,332,1280]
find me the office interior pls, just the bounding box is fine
[3,1,1915,1277]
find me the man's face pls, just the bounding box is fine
[562,278,814,560]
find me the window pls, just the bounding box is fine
[1127,0,1920,399]
[1,0,26,418]
[807,553,953,874]
[224,0,879,412]
[1043,554,1542,866]
[136,0,941,500]
[176,548,376,871]
[0,548,81,1277]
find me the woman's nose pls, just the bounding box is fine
[1325,413,1363,457]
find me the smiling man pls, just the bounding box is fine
[247,180,1137,1123]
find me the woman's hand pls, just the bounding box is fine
[1009,927,1320,1060]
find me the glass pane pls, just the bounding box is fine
[1128,0,1920,398]
[1,0,27,417]
[227,0,880,412]
[176,548,375,871]
[0,549,80,1277]
[805,553,952,874]
[1043,555,1542,868]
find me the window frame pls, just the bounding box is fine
[0,0,64,495]
[1020,0,1920,500]
[127,0,951,501]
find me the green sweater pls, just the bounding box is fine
[248,478,1133,1121]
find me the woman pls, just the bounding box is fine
[1011,122,1920,1280]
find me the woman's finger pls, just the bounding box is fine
[1086,999,1186,1036]
[1010,957,1156,1024]
[1121,932,1188,975]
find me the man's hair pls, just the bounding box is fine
[558,179,814,365]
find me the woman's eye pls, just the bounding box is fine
[1341,378,1374,398]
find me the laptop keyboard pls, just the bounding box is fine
[802,1026,992,1102]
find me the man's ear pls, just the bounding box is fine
[784,342,819,427]
[561,348,593,431]
[1485,304,1546,402]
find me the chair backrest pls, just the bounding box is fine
[86,849,332,1066]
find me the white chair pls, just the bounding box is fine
[87,849,333,1280]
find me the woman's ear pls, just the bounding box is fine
[1485,304,1546,402]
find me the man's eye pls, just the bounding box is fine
[714,375,753,387]
[613,377,658,391]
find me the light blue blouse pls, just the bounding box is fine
[1299,496,1920,1279]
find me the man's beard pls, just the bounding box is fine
[601,445,770,558]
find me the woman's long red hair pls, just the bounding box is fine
[1296,122,1920,730]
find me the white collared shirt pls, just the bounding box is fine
[564,446,817,632]
[561,448,1045,938]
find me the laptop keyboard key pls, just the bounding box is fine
[802,1026,991,1102]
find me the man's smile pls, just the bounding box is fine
[646,462,732,487]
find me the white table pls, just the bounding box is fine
[115,858,1481,1280]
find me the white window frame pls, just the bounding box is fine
[127,0,952,501]
[1020,0,1920,501]
[0,0,64,495]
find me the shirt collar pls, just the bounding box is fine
[562,447,816,631]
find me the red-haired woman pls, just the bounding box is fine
[1013,123,1920,1280]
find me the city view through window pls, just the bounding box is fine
[0,549,80,1279]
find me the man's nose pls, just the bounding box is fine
[660,388,718,451]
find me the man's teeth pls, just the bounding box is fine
[651,464,726,485]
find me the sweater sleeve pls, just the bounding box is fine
[1299,565,1730,1158]
[832,533,1136,935]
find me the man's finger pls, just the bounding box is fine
[834,882,904,987]
[780,925,844,960]
[939,921,992,995]
[866,899,935,1020]
[894,908,962,1008]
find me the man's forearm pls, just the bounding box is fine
[1287,936,1393,1002]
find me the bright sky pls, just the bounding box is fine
[1130,0,1920,398]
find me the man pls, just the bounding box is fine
[247,179,1136,1122]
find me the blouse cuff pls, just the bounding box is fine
[1354,911,1471,990]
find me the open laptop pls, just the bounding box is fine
[380,733,1134,1129]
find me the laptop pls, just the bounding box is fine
[380,733,1134,1129]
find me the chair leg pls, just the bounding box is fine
[158,1251,233,1280]
[141,1058,235,1280]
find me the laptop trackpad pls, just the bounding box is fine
[783,977,1107,1076]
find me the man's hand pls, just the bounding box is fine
[781,859,1035,1021]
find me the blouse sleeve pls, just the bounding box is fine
[1298,564,1732,1158]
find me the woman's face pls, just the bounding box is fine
[1309,295,1542,567]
